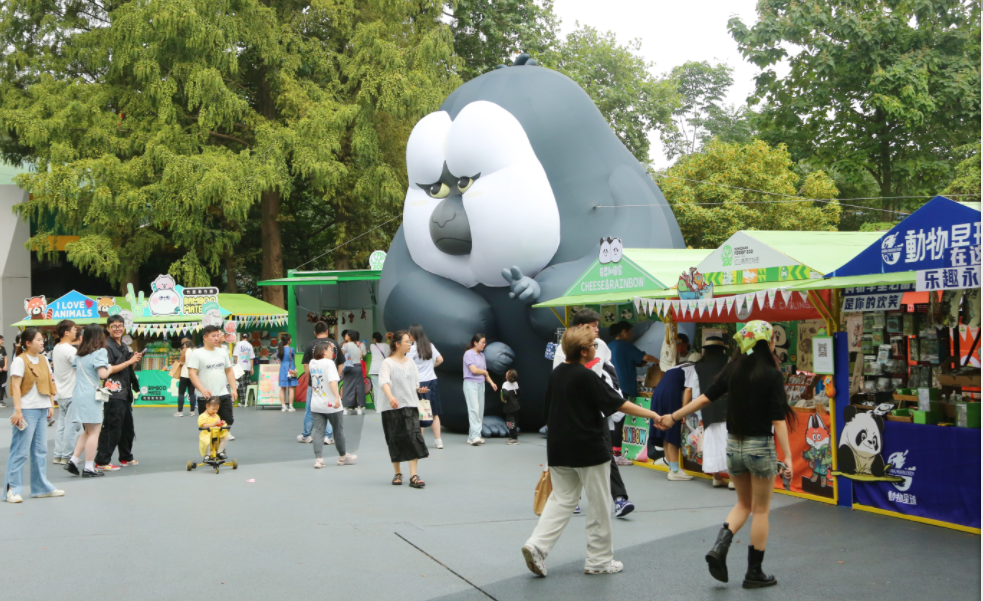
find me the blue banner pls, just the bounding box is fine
[827,196,982,277]
[853,421,981,529]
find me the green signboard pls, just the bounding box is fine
[135,370,178,406]
[563,257,665,297]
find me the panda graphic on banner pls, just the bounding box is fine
[832,405,902,482]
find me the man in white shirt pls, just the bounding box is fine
[187,325,238,432]
[233,333,255,407]
[51,321,81,464]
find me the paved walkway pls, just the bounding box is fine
[0,405,978,601]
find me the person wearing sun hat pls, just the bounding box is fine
[658,321,795,590]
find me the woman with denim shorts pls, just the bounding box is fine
[660,321,793,590]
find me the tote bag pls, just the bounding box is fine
[168,361,182,379]
[533,466,552,516]
[418,398,433,427]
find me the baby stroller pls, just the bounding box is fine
[187,425,238,474]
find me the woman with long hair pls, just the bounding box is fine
[659,321,793,589]
[278,333,298,412]
[64,324,113,478]
[4,328,63,502]
[462,334,497,446]
[175,339,196,417]
[378,330,430,488]
[368,332,390,410]
[407,324,444,449]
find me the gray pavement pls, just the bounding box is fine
[0,405,979,601]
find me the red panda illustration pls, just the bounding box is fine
[25,296,53,320]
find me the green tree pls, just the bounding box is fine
[655,139,841,248]
[0,0,459,305]
[448,0,559,81]
[664,61,733,158]
[943,142,982,203]
[729,0,982,218]
[542,25,680,163]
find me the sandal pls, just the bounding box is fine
[392,473,402,485]
[409,475,425,489]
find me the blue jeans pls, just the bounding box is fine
[54,399,81,458]
[462,380,485,441]
[302,387,333,439]
[4,408,57,498]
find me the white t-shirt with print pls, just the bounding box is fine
[233,340,255,373]
[309,358,342,414]
[407,343,441,381]
[10,353,54,409]
[186,347,233,398]
[52,343,78,400]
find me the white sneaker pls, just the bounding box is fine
[712,478,728,488]
[287,407,296,412]
[521,544,547,577]
[35,489,65,498]
[467,439,477,446]
[338,453,357,465]
[6,489,23,503]
[434,439,443,449]
[228,434,235,441]
[667,470,694,481]
[356,408,364,415]
[585,560,623,575]
[325,437,334,445]
[297,435,312,443]
[281,405,287,412]
[173,412,183,417]
[728,480,736,490]
[314,458,325,469]
[476,438,486,445]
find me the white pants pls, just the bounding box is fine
[525,462,613,570]
[703,422,729,474]
[462,380,484,441]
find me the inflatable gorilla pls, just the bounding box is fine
[380,55,685,434]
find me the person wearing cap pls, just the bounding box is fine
[659,321,794,590]
[694,335,733,488]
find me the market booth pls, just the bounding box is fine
[13,277,287,407]
[797,196,981,533]
[258,256,385,407]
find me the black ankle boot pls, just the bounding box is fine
[742,546,777,589]
[705,523,734,582]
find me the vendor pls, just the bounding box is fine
[608,321,658,400]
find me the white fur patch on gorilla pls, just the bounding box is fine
[403,101,560,288]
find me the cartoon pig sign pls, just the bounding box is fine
[149,274,181,316]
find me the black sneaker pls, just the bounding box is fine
[82,469,105,478]
[64,461,80,476]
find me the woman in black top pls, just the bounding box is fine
[522,326,664,578]
[659,320,793,589]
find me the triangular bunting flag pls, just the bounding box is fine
[725,296,736,313]
[767,288,778,308]
[697,299,708,316]
[780,287,792,305]
[755,290,768,309]
[715,297,726,316]
[671,300,681,316]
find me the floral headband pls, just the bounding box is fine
[734,320,773,354]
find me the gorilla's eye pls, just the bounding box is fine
[457,176,474,193]
[427,182,450,199]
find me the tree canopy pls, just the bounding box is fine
[0,0,458,305]
[730,0,982,216]
[542,25,680,163]
[656,139,841,248]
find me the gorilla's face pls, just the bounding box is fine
[404,101,561,287]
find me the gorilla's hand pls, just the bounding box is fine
[484,341,515,373]
[501,266,541,304]
[481,415,516,438]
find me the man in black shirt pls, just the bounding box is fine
[298,322,345,443]
[522,327,663,578]
[96,315,144,470]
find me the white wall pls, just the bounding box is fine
[0,186,31,350]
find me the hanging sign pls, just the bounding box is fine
[563,237,665,297]
[812,334,834,375]
[916,245,981,292]
[369,250,387,270]
[677,267,713,300]
[841,284,914,312]
[126,275,227,319]
[697,231,821,285]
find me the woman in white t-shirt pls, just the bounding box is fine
[308,341,355,468]
[407,324,444,449]
[3,328,63,503]
[368,332,390,408]
[379,331,430,488]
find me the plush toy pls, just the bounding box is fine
[381,55,685,434]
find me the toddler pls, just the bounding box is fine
[198,398,230,460]
[501,369,520,444]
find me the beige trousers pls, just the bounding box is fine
[525,462,613,570]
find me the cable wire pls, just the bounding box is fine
[293,214,401,270]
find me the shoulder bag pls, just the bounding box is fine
[79,359,112,402]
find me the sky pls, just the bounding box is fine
[550,0,768,169]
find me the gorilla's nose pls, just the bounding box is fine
[430,196,472,255]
